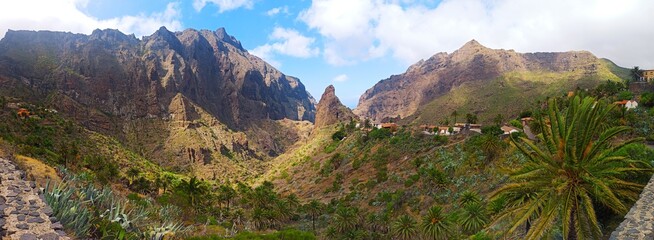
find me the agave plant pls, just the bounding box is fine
[44,180,92,237]
[79,184,114,207]
[144,222,188,240]
[158,204,182,223]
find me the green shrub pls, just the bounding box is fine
[376,166,388,183]
[332,129,346,141]
[433,135,448,145]
[324,141,339,153]
[187,229,316,240]
[481,125,503,136]
[404,174,420,187]
[617,90,634,100]
[641,92,654,107]
[368,128,391,140]
[508,119,523,129]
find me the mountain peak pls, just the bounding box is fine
[314,85,356,128]
[459,39,487,50]
[214,27,244,50]
[324,85,336,94]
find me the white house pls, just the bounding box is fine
[626,100,638,110]
[501,125,520,135]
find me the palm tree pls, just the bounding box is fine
[286,194,300,210]
[466,113,478,124]
[451,110,459,124]
[421,206,453,240]
[218,185,236,209]
[631,66,642,82]
[304,200,323,232]
[126,167,140,186]
[494,113,504,126]
[459,190,482,206]
[479,134,504,163]
[333,206,359,234]
[365,212,380,233]
[492,96,651,239]
[177,176,208,207]
[392,215,418,240]
[459,202,489,234]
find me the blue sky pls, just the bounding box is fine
[2,0,654,107]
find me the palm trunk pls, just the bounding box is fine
[311,214,316,232]
[568,205,577,240]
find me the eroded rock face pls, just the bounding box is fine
[0,27,316,181]
[314,85,357,128]
[0,27,316,130]
[354,40,605,122]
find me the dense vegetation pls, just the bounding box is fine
[1,79,654,239]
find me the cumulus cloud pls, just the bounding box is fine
[250,27,320,68]
[193,0,254,12]
[332,74,349,82]
[300,0,654,68]
[0,0,182,38]
[266,6,289,16]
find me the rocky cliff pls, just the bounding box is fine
[314,85,357,129]
[0,27,316,180]
[354,40,628,123]
[0,27,315,128]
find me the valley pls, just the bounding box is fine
[0,27,653,240]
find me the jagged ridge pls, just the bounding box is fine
[0,27,317,181]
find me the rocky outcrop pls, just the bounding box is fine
[354,40,617,122]
[314,85,357,128]
[0,157,69,240]
[610,174,654,239]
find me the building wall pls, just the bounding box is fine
[644,70,654,81]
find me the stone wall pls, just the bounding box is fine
[0,157,69,240]
[610,174,654,239]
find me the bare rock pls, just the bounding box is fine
[314,85,357,129]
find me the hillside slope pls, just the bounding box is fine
[354,40,628,124]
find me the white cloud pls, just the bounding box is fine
[300,0,654,68]
[0,0,182,38]
[332,74,349,82]
[250,27,320,68]
[193,0,254,13]
[266,6,289,16]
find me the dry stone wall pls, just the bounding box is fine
[0,157,69,240]
[610,174,654,240]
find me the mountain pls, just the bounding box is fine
[354,40,629,124]
[313,85,357,129]
[0,27,316,180]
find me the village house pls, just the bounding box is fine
[17,108,30,118]
[521,117,534,126]
[641,69,654,81]
[436,126,461,136]
[454,123,482,134]
[614,100,638,110]
[501,125,520,135]
[419,124,437,135]
[380,123,399,132]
